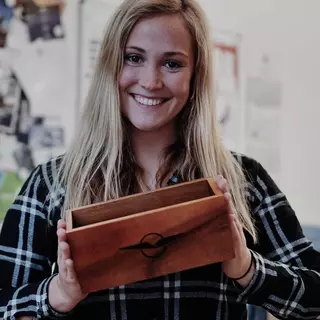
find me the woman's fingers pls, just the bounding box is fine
[217,177,253,282]
[228,214,242,253]
[59,239,77,282]
[234,215,247,244]
[58,241,68,275]
[57,220,75,277]
[223,188,246,252]
[57,227,67,243]
[214,175,228,193]
[61,241,71,261]
[50,219,86,312]
[224,191,232,202]
[65,259,78,282]
[58,219,66,229]
[218,179,227,192]
[216,178,244,244]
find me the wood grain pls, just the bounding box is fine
[69,178,215,228]
[66,178,234,293]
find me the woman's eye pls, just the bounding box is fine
[165,61,182,70]
[125,55,142,64]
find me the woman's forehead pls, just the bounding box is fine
[126,14,194,56]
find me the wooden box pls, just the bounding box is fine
[65,178,234,293]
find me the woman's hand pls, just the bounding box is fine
[48,220,87,313]
[214,175,255,287]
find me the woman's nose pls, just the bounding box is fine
[139,66,163,91]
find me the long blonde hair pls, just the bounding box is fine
[52,0,257,242]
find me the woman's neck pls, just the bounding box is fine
[131,125,177,188]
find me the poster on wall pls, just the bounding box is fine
[0,0,74,220]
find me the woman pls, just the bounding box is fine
[1,0,320,319]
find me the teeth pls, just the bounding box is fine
[134,95,164,106]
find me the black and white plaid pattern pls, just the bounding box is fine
[0,155,320,319]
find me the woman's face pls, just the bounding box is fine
[119,13,194,133]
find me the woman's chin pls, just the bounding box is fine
[131,123,161,132]
[123,118,161,132]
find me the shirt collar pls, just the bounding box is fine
[167,175,180,185]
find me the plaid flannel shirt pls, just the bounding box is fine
[1,154,320,320]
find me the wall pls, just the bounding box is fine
[197,0,320,226]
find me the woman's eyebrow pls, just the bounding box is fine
[126,46,189,58]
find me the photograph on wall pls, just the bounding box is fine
[25,0,64,41]
[0,0,70,220]
[0,0,13,48]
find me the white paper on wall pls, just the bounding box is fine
[213,30,242,152]
[78,0,117,108]
[245,75,283,183]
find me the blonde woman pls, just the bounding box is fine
[1,0,320,319]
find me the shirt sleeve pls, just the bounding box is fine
[235,160,320,319]
[0,164,66,319]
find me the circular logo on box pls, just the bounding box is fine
[140,233,167,258]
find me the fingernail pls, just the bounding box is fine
[224,192,231,200]
[66,259,73,267]
[57,229,64,237]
